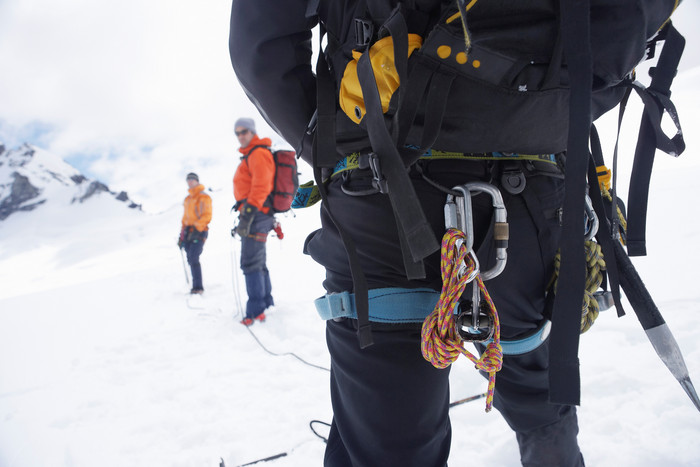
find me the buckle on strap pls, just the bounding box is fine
[354,18,374,48]
[368,153,389,194]
[314,288,441,323]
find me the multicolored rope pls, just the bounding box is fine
[421,228,503,412]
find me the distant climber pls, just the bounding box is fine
[232,117,276,326]
[178,172,212,294]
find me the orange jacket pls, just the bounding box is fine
[234,135,275,213]
[182,184,213,231]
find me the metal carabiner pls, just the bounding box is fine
[444,182,507,341]
[584,193,599,241]
[445,185,479,283]
[455,296,495,343]
[445,182,509,281]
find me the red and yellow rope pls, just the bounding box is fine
[421,228,503,412]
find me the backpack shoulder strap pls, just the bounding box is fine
[548,0,593,407]
[241,145,271,163]
[626,23,685,256]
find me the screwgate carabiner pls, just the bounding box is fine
[444,182,509,281]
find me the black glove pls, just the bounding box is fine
[190,229,204,243]
[182,225,197,243]
[235,203,258,237]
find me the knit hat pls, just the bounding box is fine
[186,172,199,182]
[234,117,256,134]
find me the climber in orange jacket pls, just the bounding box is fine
[179,172,212,294]
[232,117,276,325]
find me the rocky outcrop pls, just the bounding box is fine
[0,172,45,220]
[0,142,141,221]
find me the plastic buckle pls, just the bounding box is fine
[368,153,389,194]
[455,299,495,343]
[354,18,374,48]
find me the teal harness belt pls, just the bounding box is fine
[314,287,551,355]
[315,288,440,323]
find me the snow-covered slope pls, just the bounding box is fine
[0,162,331,466]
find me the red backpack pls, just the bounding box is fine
[243,145,299,214]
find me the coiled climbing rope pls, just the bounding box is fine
[421,228,503,412]
[551,239,607,333]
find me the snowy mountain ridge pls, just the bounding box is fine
[0,142,140,221]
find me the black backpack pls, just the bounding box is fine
[311,0,686,404]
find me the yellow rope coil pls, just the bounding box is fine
[551,240,606,333]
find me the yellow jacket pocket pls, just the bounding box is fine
[339,34,423,124]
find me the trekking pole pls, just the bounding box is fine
[613,240,700,412]
[233,452,288,467]
[449,392,488,408]
[229,229,245,317]
[179,247,190,285]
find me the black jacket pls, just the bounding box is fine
[229,0,317,164]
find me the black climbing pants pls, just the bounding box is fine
[306,159,584,466]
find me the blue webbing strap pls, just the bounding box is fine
[315,288,552,355]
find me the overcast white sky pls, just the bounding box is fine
[0,1,698,211]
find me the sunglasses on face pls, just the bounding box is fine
[235,129,250,136]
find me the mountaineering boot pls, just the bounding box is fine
[516,406,585,466]
[263,268,274,309]
[239,313,266,326]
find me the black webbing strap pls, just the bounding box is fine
[356,12,440,264]
[395,65,457,181]
[415,69,457,155]
[315,24,373,348]
[241,144,269,161]
[588,126,625,318]
[315,24,340,169]
[626,24,686,257]
[364,0,392,25]
[394,55,457,169]
[312,152,374,348]
[548,0,592,406]
[606,85,633,250]
[395,213,427,280]
[372,7,433,280]
[396,60,435,148]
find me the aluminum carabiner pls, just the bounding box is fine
[584,193,599,241]
[445,182,509,282]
